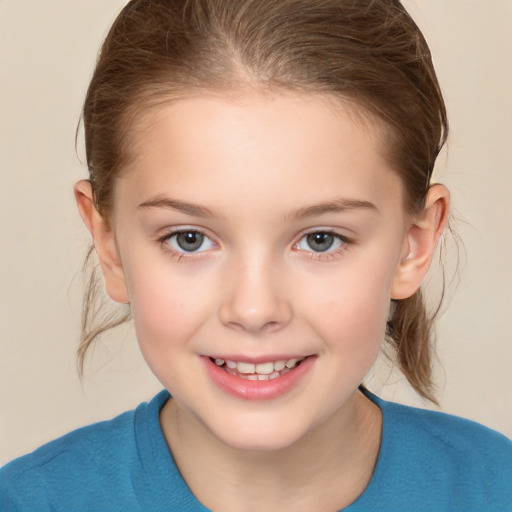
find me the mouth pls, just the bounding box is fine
[209,356,306,381]
[203,355,315,400]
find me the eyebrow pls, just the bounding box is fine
[138,196,377,220]
[284,197,378,221]
[138,197,220,218]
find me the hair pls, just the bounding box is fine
[79,0,448,403]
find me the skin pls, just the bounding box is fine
[75,92,449,511]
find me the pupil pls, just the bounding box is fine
[307,232,334,252]
[177,231,203,251]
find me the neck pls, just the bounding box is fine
[160,390,382,512]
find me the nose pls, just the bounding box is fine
[218,255,293,334]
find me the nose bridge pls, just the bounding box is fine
[218,247,292,333]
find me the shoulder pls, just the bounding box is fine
[0,410,137,511]
[387,398,512,465]
[0,392,170,512]
[369,392,512,511]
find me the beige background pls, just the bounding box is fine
[1,0,511,465]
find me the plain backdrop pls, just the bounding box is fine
[1,0,511,464]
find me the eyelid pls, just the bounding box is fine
[156,226,219,258]
[294,228,352,246]
[293,228,353,260]
[156,226,353,261]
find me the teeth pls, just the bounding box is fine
[216,357,306,376]
[274,360,286,371]
[255,362,274,375]
[237,362,256,374]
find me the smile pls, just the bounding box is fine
[203,355,315,400]
[211,357,306,381]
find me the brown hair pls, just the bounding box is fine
[79,0,448,403]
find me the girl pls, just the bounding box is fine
[1,0,511,511]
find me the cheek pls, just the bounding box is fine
[125,259,211,353]
[125,265,215,393]
[304,255,395,354]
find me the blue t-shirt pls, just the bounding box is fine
[1,389,511,511]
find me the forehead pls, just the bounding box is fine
[115,92,403,216]
[128,91,386,161]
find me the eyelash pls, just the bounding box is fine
[294,231,353,261]
[156,228,215,261]
[156,228,353,261]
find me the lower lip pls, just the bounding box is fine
[202,356,316,400]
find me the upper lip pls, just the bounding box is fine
[206,354,312,364]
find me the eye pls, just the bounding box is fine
[295,231,347,253]
[165,230,216,253]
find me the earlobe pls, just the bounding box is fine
[391,184,450,300]
[74,180,130,304]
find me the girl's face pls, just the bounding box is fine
[111,93,411,451]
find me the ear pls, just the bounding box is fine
[74,180,130,304]
[391,184,450,300]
